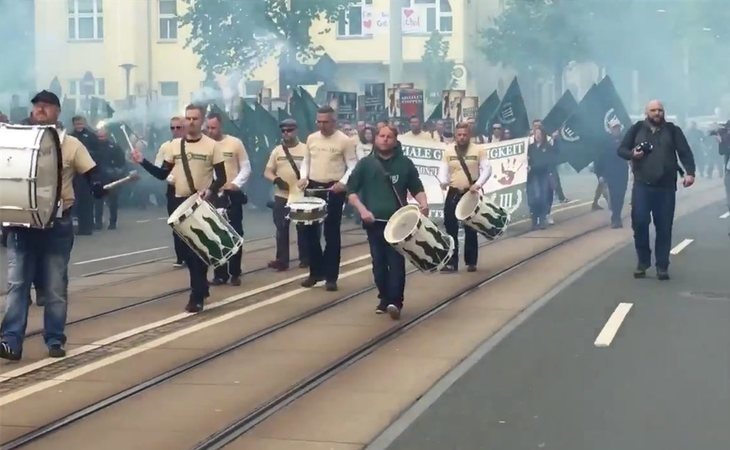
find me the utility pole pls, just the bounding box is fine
[389,0,404,85]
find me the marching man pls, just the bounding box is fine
[438,122,493,273]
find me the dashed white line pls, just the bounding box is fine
[73,247,169,265]
[135,219,151,224]
[720,212,729,219]
[670,238,694,255]
[594,302,633,348]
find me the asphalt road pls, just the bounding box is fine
[379,200,730,450]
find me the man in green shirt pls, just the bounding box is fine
[347,125,429,320]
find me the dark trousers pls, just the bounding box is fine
[527,171,551,223]
[72,175,94,234]
[365,221,406,308]
[272,196,310,265]
[169,195,209,303]
[94,190,119,227]
[630,183,676,271]
[444,187,478,269]
[166,186,185,264]
[606,175,628,224]
[301,182,345,282]
[213,190,245,281]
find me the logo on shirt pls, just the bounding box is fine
[390,175,399,184]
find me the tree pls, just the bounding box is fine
[180,0,350,77]
[421,30,454,103]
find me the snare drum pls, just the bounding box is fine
[384,204,454,272]
[455,191,510,240]
[287,196,327,225]
[0,124,62,228]
[168,195,244,268]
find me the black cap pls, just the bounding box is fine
[279,118,297,129]
[31,90,61,107]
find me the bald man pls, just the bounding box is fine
[618,100,695,280]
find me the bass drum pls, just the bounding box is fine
[0,124,62,228]
[384,204,454,273]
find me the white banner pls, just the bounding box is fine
[397,136,530,220]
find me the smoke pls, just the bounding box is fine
[0,0,36,110]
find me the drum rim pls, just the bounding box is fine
[167,194,204,224]
[454,191,481,221]
[384,204,421,243]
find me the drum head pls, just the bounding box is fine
[384,205,421,244]
[36,127,63,226]
[288,196,326,211]
[168,194,202,224]
[454,191,479,221]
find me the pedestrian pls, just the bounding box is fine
[595,118,629,228]
[346,124,428,319]
[617,99,696,280]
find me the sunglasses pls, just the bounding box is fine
[170,126,183,130]
[281,128,296,133]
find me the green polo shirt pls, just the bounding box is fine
[347,149,425,221]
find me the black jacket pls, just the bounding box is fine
[617,120,696,189]
[595,135,628,181]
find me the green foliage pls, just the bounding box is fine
[421,30,455,101]
[180,0,350,76]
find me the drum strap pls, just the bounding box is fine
[281,142,301,180]
[455,150,474,186]
[179,139,197,195]
[371,157,404,208]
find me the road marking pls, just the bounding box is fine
[0,253,373,383]
[670,238,694,255]
[135,219,151,224]
[594,303,633,348]
[720,212,730,219]
[73,247,169,265]
[0,264,373,406]
[157,217,168,221]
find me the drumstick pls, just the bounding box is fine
[103,171,139,190]
[119,124,135,152]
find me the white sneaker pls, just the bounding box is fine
[547,215,554,225]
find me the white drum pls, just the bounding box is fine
[384,204,454,273]
[168,195,244,268]
[287,196,327,225]
[0,124,62,228]
[455,191,510,240]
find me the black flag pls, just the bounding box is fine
[542,90,578,135]
[489,78,530,138]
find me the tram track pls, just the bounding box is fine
[0,203,597,450]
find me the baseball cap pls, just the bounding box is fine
[279,118,297,129]
[31,90,61,107]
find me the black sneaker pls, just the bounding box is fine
[633,265,648,279]
[185,301,204,313]
[0,342,21,361]
[440,265,457,273]
[230,276,241,286]
[48,345,66,358]
[657,269,670,281]
[467,265,477,272]
[375,306,387,315]
[301,277,323,288]
[325,282,338,292]
[210,278,227,286]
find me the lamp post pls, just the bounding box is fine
[119,63,137,108]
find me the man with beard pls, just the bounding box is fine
[347,124,428,320]
[0,90,105,360]
[595,119,629,228]
[296,105,358,292]
[154,116,187,267]
[618,100,695,280]
[132,104,226,313]
[205,112,251,287]
[438,122,493,273]
[264,118,310,271]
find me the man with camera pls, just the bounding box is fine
[618,100,696,281]
[709,120,730,216]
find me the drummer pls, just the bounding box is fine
[0,90,106,361]
[297,105,358,292]
[263,118,310,271]
[131,103,226,313]
[347,124,428,319]
[438,122,493,273]
[206,112,250,287]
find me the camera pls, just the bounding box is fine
[636,141,653,153]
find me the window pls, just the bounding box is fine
[68,0,103,40]
[68,78,105,96]
[160,81,179,97]
[412,0,452,33]
[159,0,178,40]
[337,0,373,37]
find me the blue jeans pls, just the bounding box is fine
[1,213,75,352]
[527,171,551,221]
[365,222,406,308]
[630,183,676,270]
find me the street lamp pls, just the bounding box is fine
[119,63,137,107]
